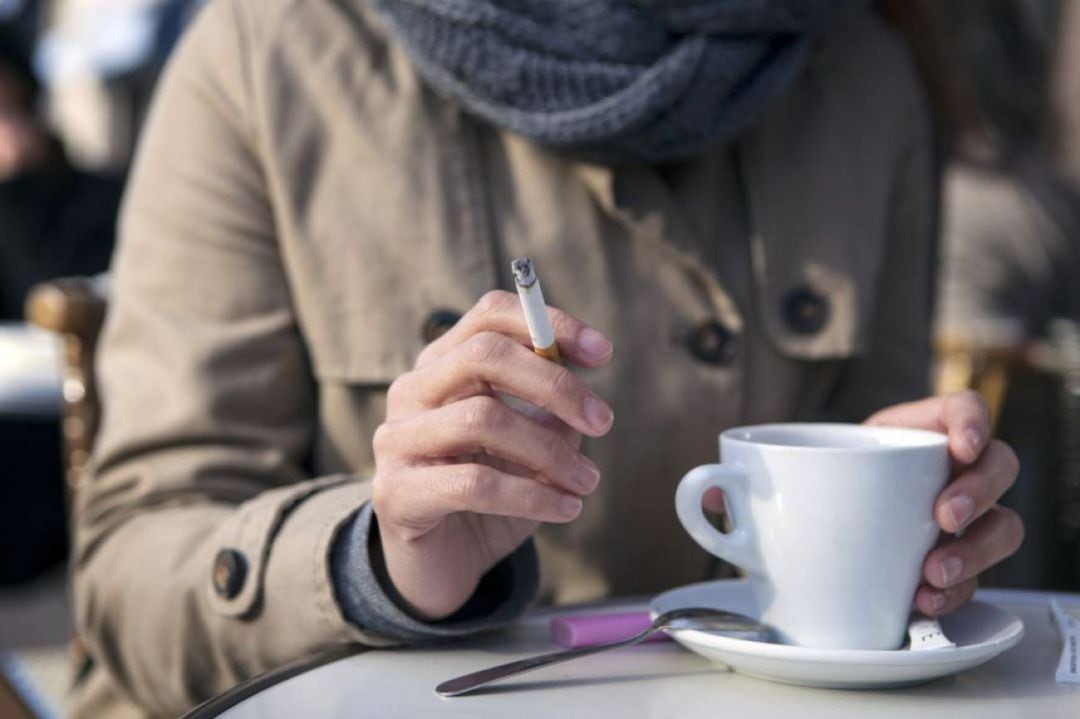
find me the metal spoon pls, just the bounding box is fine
[436,607,773,697]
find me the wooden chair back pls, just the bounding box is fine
[24,278,108,508]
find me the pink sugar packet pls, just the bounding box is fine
[549,611,671,648]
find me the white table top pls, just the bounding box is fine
[198,586,1080,719]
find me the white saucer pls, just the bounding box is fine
[650,580,1024,689]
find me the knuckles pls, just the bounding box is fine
[544,365,582,406]
[452,463,493,502]
[465,330,515,368]
[414,344,438,369]
[456,395,507,435]
[371,421,396,457]
[474,289,516,318]
[516,483,545,516]
[385,370,418,412]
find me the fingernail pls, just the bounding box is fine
[584,394,613,432]
[577,328,613,360]
[945,494,975,530]
[963,425,983,454]
[929,591,946,613]
[939,555,963,586]
[575,461,600,493]
[558,494,583,518]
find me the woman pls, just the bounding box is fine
[72,1,1024,716]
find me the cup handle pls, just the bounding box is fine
[675,463,761,574]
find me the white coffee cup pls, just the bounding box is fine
[675,423,949,650]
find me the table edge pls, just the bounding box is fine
[179,645,362,719]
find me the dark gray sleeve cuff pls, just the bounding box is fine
[330,502,539,643]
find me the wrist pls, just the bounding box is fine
[375,519,483,621]
[331,503,539,643]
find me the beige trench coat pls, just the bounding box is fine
[71,0,936,715]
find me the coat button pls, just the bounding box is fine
[422,309,462,343]
[212,549,247,600]
[686,322,737,366]
[782,287,830,335]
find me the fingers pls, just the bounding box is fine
[512,402,582,449]
[916,504,1019,617]
[390,331,614,437]
[702,487,726,514]
[374,396,599,495]
[921,505,1024,596]
[866,391,991,465]
[374,463,583,534]
[934,439,1020,533]
[871,394,1023,616]
[939,391,993,465]
[415,290,613,369]
[915,577,978,617]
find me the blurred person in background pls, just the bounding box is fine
[936,0,1080,347]
[35,0,205,170]
[0,25,121,321]
[71,1,1026,716]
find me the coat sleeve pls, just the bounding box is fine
[822,37,939,421]
[73,1,380,712]
[72,1,536,714]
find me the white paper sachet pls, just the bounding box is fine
[908,617,957,650]
[1049,598,1080,684]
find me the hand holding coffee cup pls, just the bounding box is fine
[865,392,1024,618]
[678,392,1023,647]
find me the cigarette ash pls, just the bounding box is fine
[511,258,537,288]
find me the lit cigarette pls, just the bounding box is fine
[511,258,561,363]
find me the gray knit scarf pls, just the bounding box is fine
[368,0,865,162]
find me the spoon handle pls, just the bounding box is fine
[435,625,657,697]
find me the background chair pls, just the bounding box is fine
[0,277,106,719]
[24,276,108,508]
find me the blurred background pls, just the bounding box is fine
[0,0,1077,716]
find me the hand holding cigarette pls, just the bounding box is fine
[371,286,614,621]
